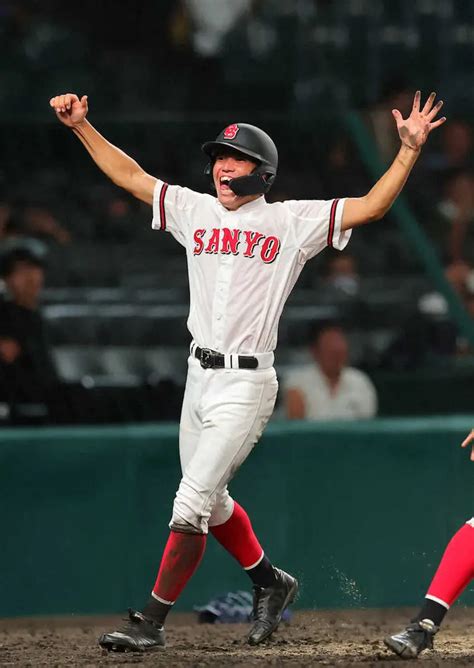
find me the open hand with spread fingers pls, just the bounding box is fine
[392,91,446,151]
[49,93,88,128]
[461,429,474,461]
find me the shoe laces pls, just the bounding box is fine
[115,609,143,633]
[252,586,269,621]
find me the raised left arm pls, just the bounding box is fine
[342,91,446,231]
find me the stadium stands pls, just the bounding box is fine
[1,1,473,424]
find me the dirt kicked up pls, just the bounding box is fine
[1,608,473,667]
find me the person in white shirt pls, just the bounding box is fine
[284,322,377,420]
[49,90,445,654]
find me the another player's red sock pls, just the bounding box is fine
[210,501,263,568]
[152,530,206,604]
[426,522,474,608]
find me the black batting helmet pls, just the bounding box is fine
[201,123,278,196]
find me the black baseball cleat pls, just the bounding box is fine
[384,618,438,658]
[98,609,166,653]
[247,567,299,645]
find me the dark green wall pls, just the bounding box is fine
[1,417,474,618]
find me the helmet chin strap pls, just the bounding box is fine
[228,174,269,196]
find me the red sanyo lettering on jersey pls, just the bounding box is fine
[193,229,206,254]
[260,236,281,264]
[192,228,280,263]
[204,228,220,254]
[242,231,264,258]
[221,228,240,255]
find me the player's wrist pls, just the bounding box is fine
[400,142,421,154]
[71,119,88,133]
[397,143,421,167]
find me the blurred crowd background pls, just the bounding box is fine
[0,0,473,425]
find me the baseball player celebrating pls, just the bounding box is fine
[50,90,445,653]
[384,428,474,659]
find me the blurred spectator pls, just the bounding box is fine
[438,122,474,263]
[22,205,71,245]
[317,252,370,326]
[381,260,474,369]
[444,172,474,263]
[424,120,474,263]
[0,248,58,421]
[0,201,70,246]
[284,322,378,420]
[323,252,361,300]
[97,193,138,242]
[185,0,251,57]
[322,137,369,200]
[436,120,474,173]
[0,202,11,238]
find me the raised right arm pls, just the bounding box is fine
[50,93,156,205]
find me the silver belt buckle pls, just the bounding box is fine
[199,348,214,369]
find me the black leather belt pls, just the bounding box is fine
[194,346,258,370]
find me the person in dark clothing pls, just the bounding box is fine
[0,248,57,421]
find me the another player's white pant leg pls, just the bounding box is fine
[170,357,278,533]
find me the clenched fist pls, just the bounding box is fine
[50,93,88,127]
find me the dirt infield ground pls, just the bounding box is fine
[1,608,473,667]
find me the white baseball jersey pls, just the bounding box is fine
[152,180,351,355]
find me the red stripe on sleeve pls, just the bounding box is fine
[159,183,169,230]
[327,198,339,248]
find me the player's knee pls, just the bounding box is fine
[169,518,205,535]
[170,507,208,534]
[170,479,213,534]
[208,490,234,527]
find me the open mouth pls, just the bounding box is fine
[219,176,232,192]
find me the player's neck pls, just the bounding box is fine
[219,194,263,211]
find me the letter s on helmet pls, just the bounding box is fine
[201,123,278,196]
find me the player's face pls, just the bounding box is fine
[212,152,259,210]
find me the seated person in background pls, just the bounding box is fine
[434,121,474,264]
[324,251,361,299]
[381,260,474,369]
[284,322,377,420]
[0,200,71,246]
[22,204,71,245]
[0,248,58,410]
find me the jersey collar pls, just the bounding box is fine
[216,195,267,215]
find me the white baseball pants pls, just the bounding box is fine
[169,355,278,534]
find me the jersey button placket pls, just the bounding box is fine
[210,213,225,350]
[212,250,233,351]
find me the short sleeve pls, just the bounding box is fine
[354,371,378,418]
[285,197,351,260]
[282,366,311,393]
[152,179,202,247]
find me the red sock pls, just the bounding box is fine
[210,501,263,569]
[426,522,474,607]
[152,531,206,603]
